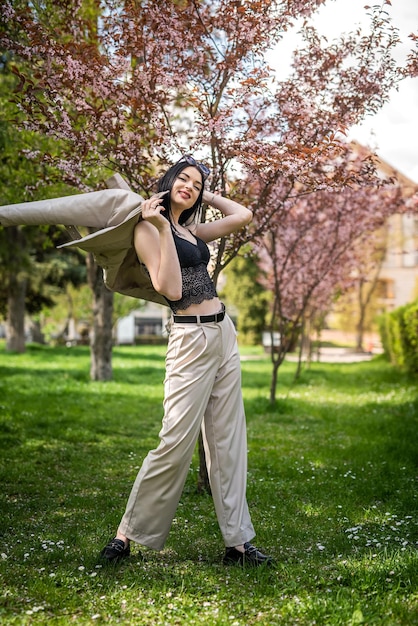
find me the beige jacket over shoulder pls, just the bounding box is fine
[0,175,168,306]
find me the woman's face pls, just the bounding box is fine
[170,166,203,210]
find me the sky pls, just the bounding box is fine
[267,0,418,182]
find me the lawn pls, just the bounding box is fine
[0,343,417,625]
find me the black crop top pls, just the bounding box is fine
[165,229,218,312]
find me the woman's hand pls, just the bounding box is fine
[141,191,169,231]
[202,189,216,206]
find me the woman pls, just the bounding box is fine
[100,156,273,567]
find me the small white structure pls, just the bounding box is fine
[262,331,281,349]
[115,302,169,345]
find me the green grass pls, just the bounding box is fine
[0,343,417,625]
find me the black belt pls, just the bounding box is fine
[173,306,226,324]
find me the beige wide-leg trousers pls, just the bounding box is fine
[118,313,256,550]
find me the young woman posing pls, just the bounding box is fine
[100,156,273,567]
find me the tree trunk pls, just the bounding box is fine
[270,360,279,404]
[295,334,303,380]
[6,274,27,353]
[86,252,114,381]
[355,308,367,351]
[355,250,385,351]
[295,317,308,380]
[5,226,27,353]
[29,318,45,344]
[355,279,367,351]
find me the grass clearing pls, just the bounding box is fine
[0,343,417,624]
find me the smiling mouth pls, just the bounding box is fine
[179,191,191,199]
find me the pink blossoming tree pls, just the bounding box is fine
[0,0,416,382]
[255,162,416,401]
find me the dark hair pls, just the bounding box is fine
[157,162,204,226]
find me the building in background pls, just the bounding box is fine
[115,301,169,345]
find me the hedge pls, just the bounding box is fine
[379,299,418,375]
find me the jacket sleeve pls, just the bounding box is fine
[0,188,143,228]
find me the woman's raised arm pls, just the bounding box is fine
[195,190,252,243]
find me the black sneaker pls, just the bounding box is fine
[100,538,130,562]
[223,542,274,567]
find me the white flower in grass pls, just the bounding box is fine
[1,553,7,560]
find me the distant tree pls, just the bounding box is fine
[332,233,388,351]
[0,51,85,351]
[256,173,410,402]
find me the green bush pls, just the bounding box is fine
[403,300,418,374]
[391,306,406,368]
[379,299,418,375]
[378,311,390,357]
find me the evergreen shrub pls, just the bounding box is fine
[379,299,418,375]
